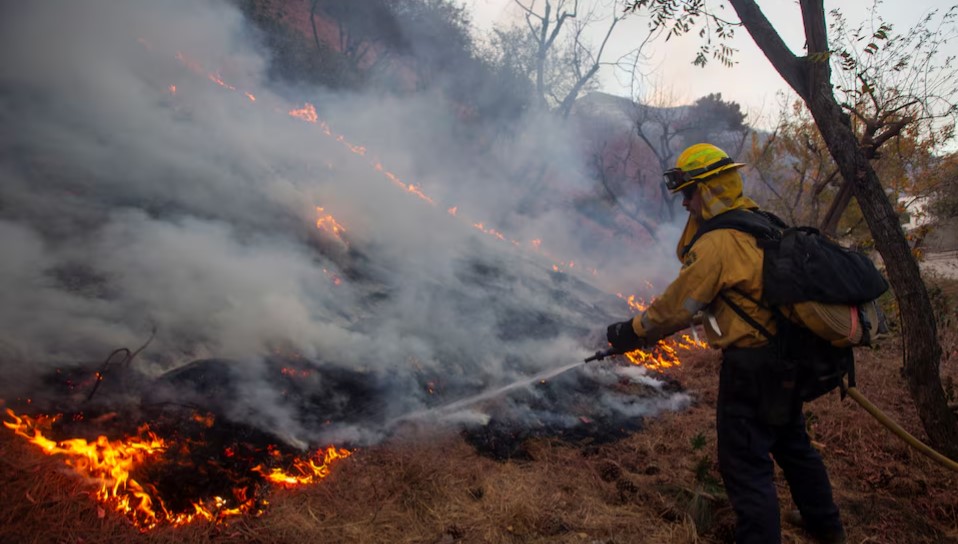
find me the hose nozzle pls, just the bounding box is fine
[584,348,618,363]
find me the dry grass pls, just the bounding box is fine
[3,282,958,543]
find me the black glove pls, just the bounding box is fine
[606,319,646,353]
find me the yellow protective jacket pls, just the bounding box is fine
[630,169,777,350]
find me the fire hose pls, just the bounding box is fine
[844,384,958,473]
[584,349,958,473]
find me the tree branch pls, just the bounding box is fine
[727,0,807,97]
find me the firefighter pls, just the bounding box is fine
[605,143,846,544]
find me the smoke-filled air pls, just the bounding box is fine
[0,0,690,448]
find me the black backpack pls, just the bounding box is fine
[683,209,889,401]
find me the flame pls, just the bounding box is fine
[166,52,591,278]
[472,222,506,242]
[622,333,709,372]
[252,446,351,486]
[3,408,351,530]
[5,409,177,529]
[679,333,709,350]
[191,412,215,428]
[280,367,312,378]
[315,207,346,237]
[208,73,236,91]
[405,183,431,202]
[616,293,649,313]
[372,162,435,205]
[161,45,670,316]
[289,103,318,124]
[336,135,366,155]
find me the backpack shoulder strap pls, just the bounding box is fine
[718,291,775,340]
[680,208,784,259]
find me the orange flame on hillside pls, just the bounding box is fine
[289,103,318,124]
[472,222,506,242]
[163,47,655,308]
[616,293,649,313]
[372,161,435,204]
[208,73,236,91]
[315,207,346,236]
[622,333,709,372]
[253,446,351,486]
[315,207,349,251]
[3,409,351,530]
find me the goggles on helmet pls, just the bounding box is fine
[663,157,734,192]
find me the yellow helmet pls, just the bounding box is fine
[664,143,746,193]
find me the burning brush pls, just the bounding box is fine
[3,406,350,530]
[2,335,705,530]
[2,357,354,531]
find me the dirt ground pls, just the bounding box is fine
[2,279,957,544]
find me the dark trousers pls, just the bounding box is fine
[718,350,843,544]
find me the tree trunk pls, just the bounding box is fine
[819,178,854,237]
[806,92,958,458]
[729,0,958,458]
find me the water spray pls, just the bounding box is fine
[389,360,588,427]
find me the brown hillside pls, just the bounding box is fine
[2,284,957,544]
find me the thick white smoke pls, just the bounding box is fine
[0,0,685,445]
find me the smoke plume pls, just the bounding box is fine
[0,0,686,446]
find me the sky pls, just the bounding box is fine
[458,0,957,128]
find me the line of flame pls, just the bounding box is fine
[165,48,668,336]
[163,48,604,279]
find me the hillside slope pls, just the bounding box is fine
[3,309,957,543]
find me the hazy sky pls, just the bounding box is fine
[458,0,956,127]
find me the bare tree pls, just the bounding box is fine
[747,97,839,226]
[309,0,403,80]
[630,84,752,222]
[575,96,662,234]
[631,83,690,222]
[510,0,634,116]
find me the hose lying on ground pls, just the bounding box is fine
[846,385,958,473]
